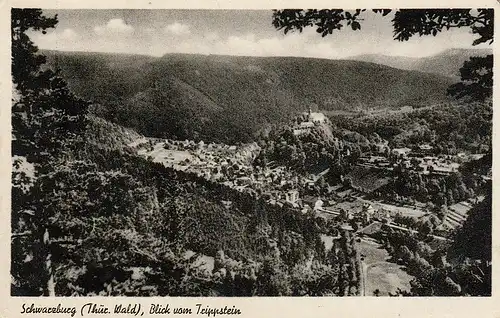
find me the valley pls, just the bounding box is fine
[12,9,492,297]
[42,50,457,144]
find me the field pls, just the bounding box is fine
[139,142,194,166]
[346,166,390,193]
[358,240,412,296]
[359,198,428,218]
[334,196,427,219]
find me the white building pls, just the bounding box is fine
[285,190,299,204]
[305,107,326,123]
[314,198,324,210]
[392,147,412,157]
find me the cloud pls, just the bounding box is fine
[164,22,191,35]
[30,28,80,51]
[32,19,485,60]
[204,32,220,42]
[60,28,78,40]
[94,18,134,35]
[148,31,320,58]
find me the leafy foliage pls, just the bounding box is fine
[391,9,493,45]
[11,8,89,296]
[448,55,493,101]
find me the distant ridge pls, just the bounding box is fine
[350,48,492,79]
[42,50,455,144]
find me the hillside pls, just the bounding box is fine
[42,50,454,144]
[350,48,492,79]
[14,111,341,296]
[348,54,420,73]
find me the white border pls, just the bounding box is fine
[1,1,498,317]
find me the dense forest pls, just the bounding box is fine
[329,101,492,155]
[12,128,350,296]
[41,49,455,144]
[257,120,345,172]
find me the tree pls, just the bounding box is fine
[272,9,493,102]
[447,55,493,101]
[11,9,89,296]
[450,190,491,262]
[12,9,89,164]
[255,254,292,296]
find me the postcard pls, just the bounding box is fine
[2,1,498,317]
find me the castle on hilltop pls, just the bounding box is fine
[294,107,326,136]
[305,107,326,124]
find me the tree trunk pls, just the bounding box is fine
[42,227,55,296]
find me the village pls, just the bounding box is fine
[130,107,485,240]
[124,106,490,296]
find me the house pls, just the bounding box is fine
[418,144,433,153]
[318,206,340,216]
[339,223,354,232]
[300,121,315,129]
[374,142,389,154]
[470,153,486,160]
[314,198,324,210]
[285,190,299,204]
[293,129,306,136]
[431,162,459,175]
[302,195,323,209]
[401,160,411,169]
[309,112,326,123]
[362,204,376,223]
[362,203,375,215]
[392,147,412,157]
[358,222,383,237]
[326,199,337,206]
[301,206,312,214]
[237,176,253,186]
[221,200,233,208]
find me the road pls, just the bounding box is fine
[358,237,379,297]
[360,261,367,296]
[384,222,452,242]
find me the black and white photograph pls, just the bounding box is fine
[10,7,493,298]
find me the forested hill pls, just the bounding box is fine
[350,48,492,79]
[42,50,454,144]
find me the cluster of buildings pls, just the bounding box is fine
[392,144,433,158]
[138,138,320,207]
[357,143,484,177]
[392,144,485,176]
[140,136,363,217]
[293,108,327,136]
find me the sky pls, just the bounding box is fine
[29,9,490,59]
